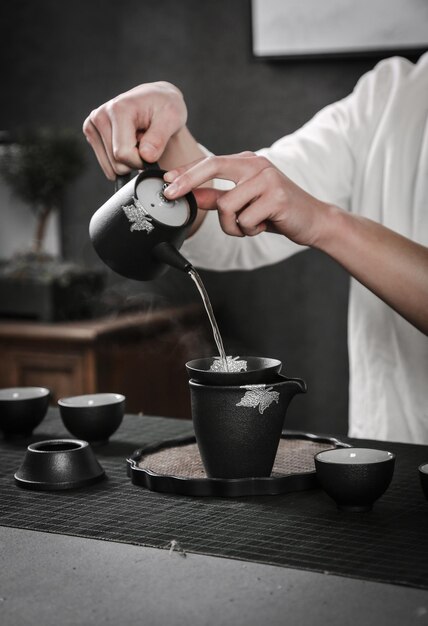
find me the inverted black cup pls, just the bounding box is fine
[189,374,306,479]
[186,356,282,386]
[0,387,50,440]
[315,447,395,512]
[14,439,106,490]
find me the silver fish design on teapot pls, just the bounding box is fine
[122,197,154,233]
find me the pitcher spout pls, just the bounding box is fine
[285,376,307,396]
[276,375,307,398]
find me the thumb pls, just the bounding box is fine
[138,111,181,163]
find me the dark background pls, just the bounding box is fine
[1,0,423,434]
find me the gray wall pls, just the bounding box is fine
[1,0,421,434]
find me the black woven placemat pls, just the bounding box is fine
[1,409,428,589]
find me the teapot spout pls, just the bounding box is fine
[153,242,193,274]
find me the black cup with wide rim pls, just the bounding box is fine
[58,393,125,445]
[186,356,282,386]
[314,447,395,512]
[14,439,106,490]
[0,387,50,440]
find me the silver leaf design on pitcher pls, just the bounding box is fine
[122,197,154,233]
[236,385,280,415]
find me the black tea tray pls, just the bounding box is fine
[127,432,349,497]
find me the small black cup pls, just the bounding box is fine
[58,393,125,445]
[315,448,395,512]
[0,387,50,440]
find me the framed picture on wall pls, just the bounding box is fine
[252,0,428,59]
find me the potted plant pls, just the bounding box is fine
[0,129,104,322]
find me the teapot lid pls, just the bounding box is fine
[135,176,190,227]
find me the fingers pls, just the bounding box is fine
[138,106,183,163]
[191,167,275,237]
[83,117,116,180]
[164,151,257,182]
[164,154,278,238]
[163,156,207,182]
[164,152,274,237]
[109,102,147,170]
[214,171,272,237]
[83,82,188,178]
[163,152,270,199]
[83,106,135,179]
[234,197,269,236]
[193,188,244,237]
[166,151,324,244]
[192,187,225,210]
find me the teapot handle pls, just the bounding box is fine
[114,174,131,192]
[114,160,161,193]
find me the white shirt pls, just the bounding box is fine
[182,54,428,444]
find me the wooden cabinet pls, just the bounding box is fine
[0,305,208,419]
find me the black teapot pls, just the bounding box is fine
[89,162,197,281]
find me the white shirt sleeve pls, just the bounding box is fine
[181,56,405,272]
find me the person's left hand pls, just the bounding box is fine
[163,152,333,246]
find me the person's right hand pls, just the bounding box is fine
[82,82,188,180]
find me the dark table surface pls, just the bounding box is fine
[1,410,428,626]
